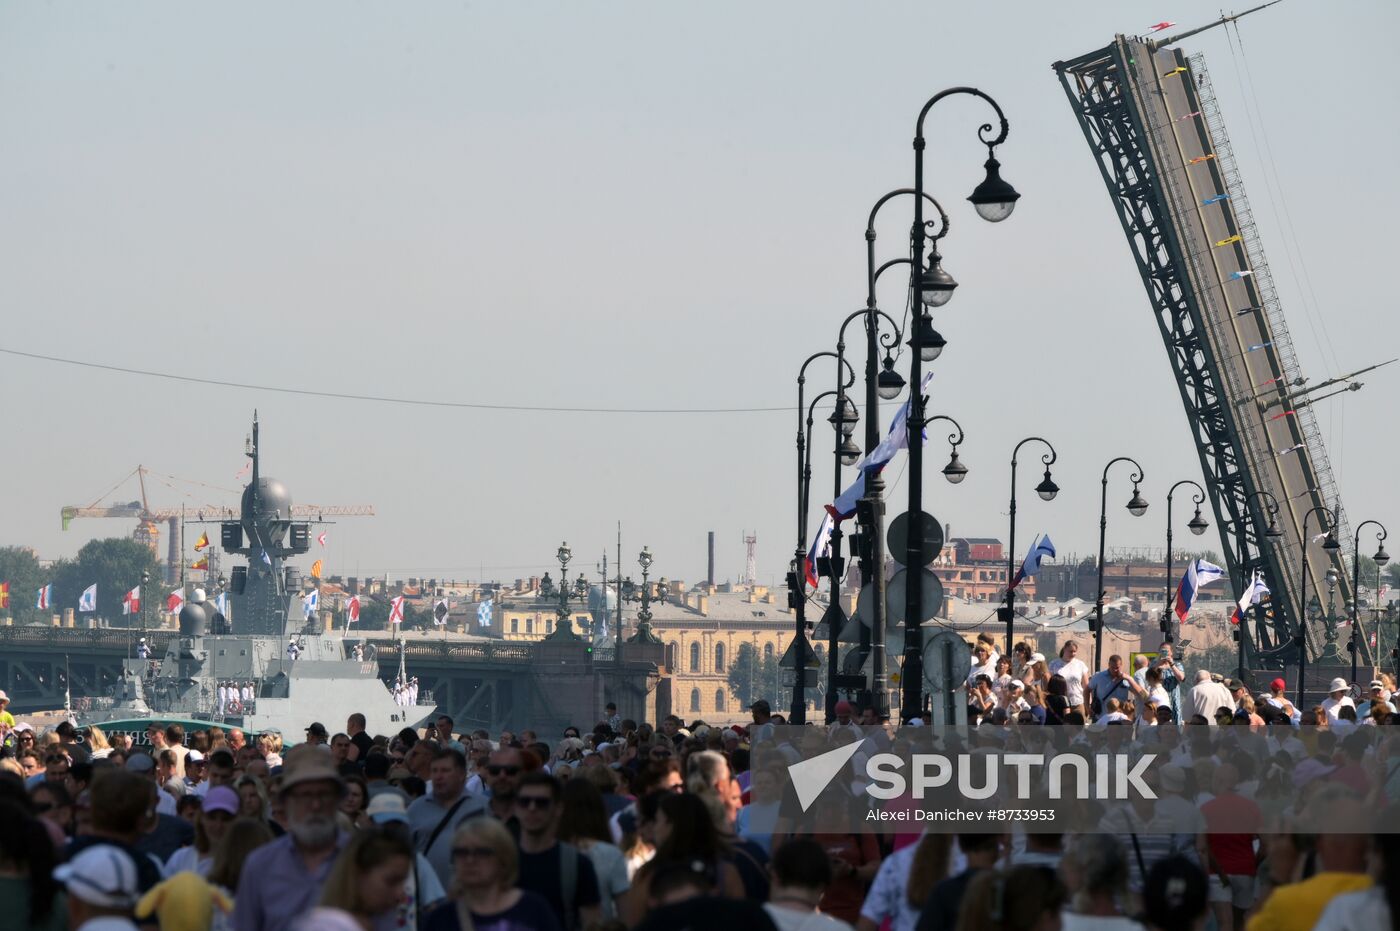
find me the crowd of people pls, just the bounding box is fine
[1,636,1399,931]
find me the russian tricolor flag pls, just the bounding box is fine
[1175,559,1224,621]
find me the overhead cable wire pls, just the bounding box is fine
[0,345,912,416]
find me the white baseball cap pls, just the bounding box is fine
[53,844,139,908]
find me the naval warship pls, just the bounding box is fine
[79,415,435,739]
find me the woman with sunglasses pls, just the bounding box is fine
[422,817,562,931]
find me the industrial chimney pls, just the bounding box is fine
[708,531,716,587]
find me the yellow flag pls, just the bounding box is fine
[1163,66,1187,77]
[1215,234,1242,247]
[194,532,210,551]
[1189,154,1216,164]
[311,559,324,579]
[191,557,209,570]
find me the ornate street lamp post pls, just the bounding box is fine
[627,547,665,644]
[1003,438,1058,655]
[543,542,588,640]
[1161,481,1209,644]
[1295,507,1340,706]
[1093,458,1149,671]
[901,86,1019,721]
[1350,521,1390,684]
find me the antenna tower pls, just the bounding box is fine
[743,532,757,587]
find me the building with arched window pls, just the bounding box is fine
[650,583,816,723]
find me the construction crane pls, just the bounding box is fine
[61,466,374,582]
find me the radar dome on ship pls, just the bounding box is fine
[241,477,293,520]
[178,600,209,636]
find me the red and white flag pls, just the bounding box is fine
[317,532,328,547]
[347,595,361,625]
[122,586,141,615]
[389,596,405,626]
[1148,21,1177,32]
[166,590,184,614]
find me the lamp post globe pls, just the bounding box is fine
[839,435,862,467]
[1377,546,1391,567]
[942,450,968,485]
[968,155,1021,223]
[1323,533,1341,552]
[1188,510,1210,536]
[919,257,957,307]
[558,543,572,565]
[1127,489,1149,517]
[911,314,946,362]
[1035,469,1059,502]
[876,357,906,400]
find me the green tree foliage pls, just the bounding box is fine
[49,538,161,624]
[728,641,780,709]
[1182,641,1238,685]
[0,546,46,624]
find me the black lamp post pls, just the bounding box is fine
[831,302,906,721]
[1004,438,1058,655]
[543,542,589,640]
[1161,481,1209,645]
[902,87,1019,723]
[792,352,855,725]
[1093,458,1149,671]
[1296,506,1340,706]
[141,568,150,642]
[1350,520,1390,684]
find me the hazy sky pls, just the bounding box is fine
[2,1,1395,589]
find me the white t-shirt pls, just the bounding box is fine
[966,655,1000,689]
[1314,886,1390,931]
[1321,695,1356,722]
[1060,914,1145,931]
[764,905,856,931]
[859,842,926,931]
[163,845,212,878]
[1050,657,1089,705]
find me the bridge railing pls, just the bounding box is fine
[386,640,537,664]
[0,626,178,648]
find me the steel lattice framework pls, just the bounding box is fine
[1054,36,1356,667]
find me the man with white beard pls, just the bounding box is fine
[233,744,348,931]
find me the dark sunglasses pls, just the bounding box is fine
[452,846,495,861]
[487,765,521,776]
[515,796,552,810]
